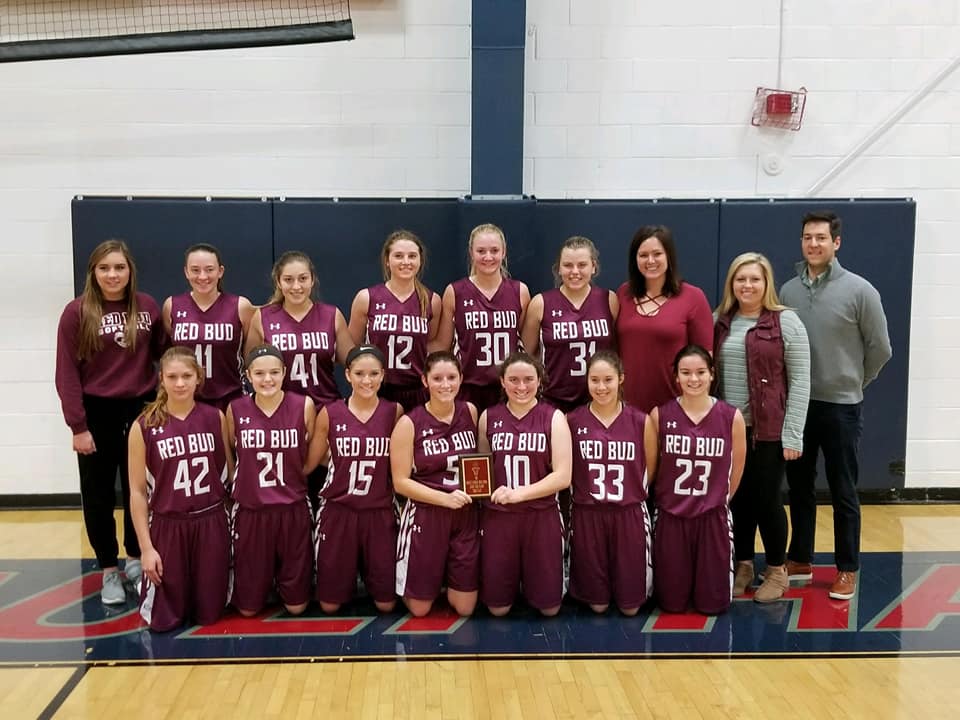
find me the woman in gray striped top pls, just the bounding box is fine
[713,253,810,603]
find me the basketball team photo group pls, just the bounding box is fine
[56,212,890,631]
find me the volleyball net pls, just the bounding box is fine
[0,1,353,62]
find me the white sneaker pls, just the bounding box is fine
[101,570,126,605]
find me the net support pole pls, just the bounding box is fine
[471,0,526,196]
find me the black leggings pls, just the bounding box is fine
[78,394,152,569]
[730,432,787,566]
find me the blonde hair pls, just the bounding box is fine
[77,239,141,360]
[467,223,510,278]
[139,347,204,429]
[716,252,787,316]
[382,229,430,317]
[552,236,600,287]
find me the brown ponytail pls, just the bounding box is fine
[139,347,205,429]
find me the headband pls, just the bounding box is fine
[346,344,386,367]
[245,344,284,368]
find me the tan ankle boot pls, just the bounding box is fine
[754,564,788,603]
[733,561,754,596]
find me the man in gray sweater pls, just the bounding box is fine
[779,210,892,601]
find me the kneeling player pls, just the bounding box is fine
[479,352,572,617]
[307,345,402,613]
[567,350,656,616]
[650,345,746,615]
[129,346,232,631]
[391,352,480,617]
[227,345,316,616]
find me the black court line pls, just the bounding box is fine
[37,664,88,720]
[5,649,960,671]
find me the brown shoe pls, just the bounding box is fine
[733,561,754,596]
[754,565,788,603]
[785,560,813,581]
[828,571,857,600]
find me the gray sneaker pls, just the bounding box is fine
[124,558,142,594]
[101,570,126,605]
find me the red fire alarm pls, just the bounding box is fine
[765,92,794,115]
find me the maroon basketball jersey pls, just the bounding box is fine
[261,302,340,407]
[654,398,736,517]
[452,277,523,387]
[230,392,309,508]
[484,401,557,513]
[140,402,228,515]
[322,398,399,510]
[406,401,477,493]
[365,284,433,386]
[539,286,615,407]
[170,292,244,403]
[567,403,649,507]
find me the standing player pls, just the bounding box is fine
[227,345,316,617]
[349,230,442,412]
[128,346,232,631]
[247,250,354,512]
[56,239,168,604]
[479,352,572,617]
[434,223,531,411]
[248,250,354,408]
[163,244,255,411]
[567,351,656,615]
[650,345,746,615]
[391,351,480,617]
[306,345,403,613]
[521,236,618,413]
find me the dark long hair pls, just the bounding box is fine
[626,225,682,298]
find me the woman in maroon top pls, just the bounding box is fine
[55,239,168,604]
[615,226,713,412]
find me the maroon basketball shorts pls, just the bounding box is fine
[396,500,480,600]
[457,383,502,413]
[653,505,734,615]
[315,501,398,604]
[569,502,652,609]
[380,383,429,414]
[201,389,244,414]
[139,503,230,631]
[480,505,564,610]
[232,501,313,612]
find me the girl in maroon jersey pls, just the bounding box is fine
[162,244,256,411]
[55,239,168,605]
[521,236,618,413]
[349,230,442,412]
[391,351,480,617]
[650,345,746,615]
[478,352,572,617]
[306,345,403,614]
[128,346,233,631]
[247,251,354,514]
[434,223,531,411]
[567,351,657,615]
[226,345,316,617]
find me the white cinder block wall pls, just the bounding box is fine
[0,0,956,495]
[525,0,960,488]
[0,2,472,495]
